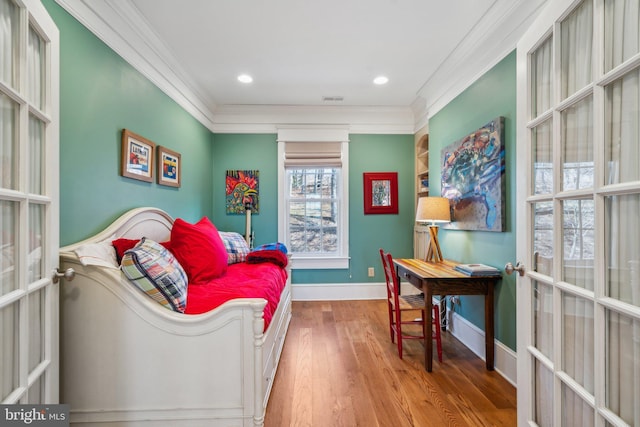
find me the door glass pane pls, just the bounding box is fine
[535,359,554,427]
[27,26,44,111]
[28,204,44,283]
[562,199,595,290]
[29,289,44,372]
[605,69,640,185]
[605,194,640,307]
[1,200,17,294]
[533,120,553,195]
[605,193,640,306]
[1,93,17,190]
[605,0,640,72]
[534,281,553,358]
[27,377,42,404]
[562,96,593,191]
[561,382,594,426]
[606,309,640,425]
[534,201,554,262]
[0,0,18,88]
[562,293,594,393]
[29,115,44,195]
[531,36,553,117]
[561,0,593,99]
[0,304,18,401]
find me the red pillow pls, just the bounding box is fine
[112,238,172,264]
[112,238,140,263]
[170,217,228,282]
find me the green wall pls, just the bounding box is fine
[211,133,415,284]
[44,0,214,246]
[211,134,279,242]
[429,51,517,351]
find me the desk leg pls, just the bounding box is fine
[485,282,495,371]
[425,288,433,372]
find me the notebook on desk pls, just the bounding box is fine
[454,263,500,276]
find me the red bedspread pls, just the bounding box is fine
[184,262,288,331]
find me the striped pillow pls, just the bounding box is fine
[218,231,250,264]
[121,238,188,312]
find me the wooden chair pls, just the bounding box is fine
[379,249,443,361]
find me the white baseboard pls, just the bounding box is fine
[445,306,517,386]
[291,282,517,386]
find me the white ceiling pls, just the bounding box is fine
[57,0,548,131]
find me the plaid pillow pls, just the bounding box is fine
[121,238,188,312]
[218,231,250,264]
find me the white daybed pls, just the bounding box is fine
[58,207,292,426]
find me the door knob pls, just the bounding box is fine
[505,262,526,277]
[52,267,75,283]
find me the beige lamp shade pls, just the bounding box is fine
[416,196,451,224]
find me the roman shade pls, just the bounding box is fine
[284,141,342,167]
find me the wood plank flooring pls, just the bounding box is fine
[264,300,517,427]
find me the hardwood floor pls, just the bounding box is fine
[265,300,517,427]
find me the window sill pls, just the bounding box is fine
[290,256,350,270]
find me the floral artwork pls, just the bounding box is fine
[226,170,259,214]
[441,117,505,231]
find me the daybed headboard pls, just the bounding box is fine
[60,207,174,252]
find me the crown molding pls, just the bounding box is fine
[53,0,417,135]
[54,0,546,134]
[210,104,416,134]
[418,0,548,119]
[55,0,218,130]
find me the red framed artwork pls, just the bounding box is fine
[363,172,398,214]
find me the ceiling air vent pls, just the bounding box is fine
[322,96,344,102]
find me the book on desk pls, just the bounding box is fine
[454,263,500,276]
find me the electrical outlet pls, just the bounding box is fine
[367,267,375,277]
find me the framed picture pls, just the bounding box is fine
[121,129,155,182]
[157,146,181,187]
[441,116,505,231]
[363,172,398,214]
[226,170,259,214]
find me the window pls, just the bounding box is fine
[277,128,349,269]
[286,168,340,254]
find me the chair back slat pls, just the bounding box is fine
[378,248,443,362]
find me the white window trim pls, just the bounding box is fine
[277,127,350,269]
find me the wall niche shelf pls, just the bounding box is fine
[416,134,429,199]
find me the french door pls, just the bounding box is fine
[1,0,59,404]
[516,0,640,425]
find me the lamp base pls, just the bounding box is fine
[424,225,444,263]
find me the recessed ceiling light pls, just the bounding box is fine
[237,74,253,83]
[373,76,389,85]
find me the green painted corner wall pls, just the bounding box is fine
[211,133,415,284]
[429,50,517,351]
[43,0,215,246]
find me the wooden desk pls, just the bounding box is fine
[393,259,501,372]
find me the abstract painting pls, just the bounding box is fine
[441,117,505,231]
[226,170,259,214]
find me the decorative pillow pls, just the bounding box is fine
[170,217,228,282]
[218,231,250,264]
[120,238,188,312]
[75,239,119,269]
[113,238,172,264]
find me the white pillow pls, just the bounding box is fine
[74,238,119,269]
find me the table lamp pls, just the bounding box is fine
[416,196,451,262]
